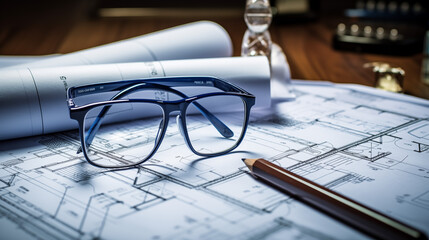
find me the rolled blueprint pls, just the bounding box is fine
[4,21,232,69]
[0,57,270,140]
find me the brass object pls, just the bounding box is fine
[364,62,405,93]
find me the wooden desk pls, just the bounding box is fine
[1,2,428,99]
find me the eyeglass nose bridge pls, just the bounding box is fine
[157,101,186,124]
[146,102,193,157]
[176,115,185,138]
[158,100,189,137]
[175,114,198,156]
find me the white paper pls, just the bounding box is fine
[0,54,58,68]
[1,81,428,239]
[0,57,271,140]
[3,21,232,69]
[0,21,238,141]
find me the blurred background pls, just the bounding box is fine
[0,0,428,98]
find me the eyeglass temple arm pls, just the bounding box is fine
[69,77,251,99]
[169,90,235,138]
[78,83,234,153]
[144,77,250,95]
[76,107,108,154]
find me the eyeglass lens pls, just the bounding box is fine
[83,102,164,167]
[185,95,246,154]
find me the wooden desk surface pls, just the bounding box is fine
[1,2,428,99]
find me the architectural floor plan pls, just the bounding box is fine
[1,82,428,239]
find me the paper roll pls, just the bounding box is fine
[4,21,233,69]
[0,57,270,140]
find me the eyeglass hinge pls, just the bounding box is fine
[67,99,75,107]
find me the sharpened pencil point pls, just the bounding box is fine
[242,158,260,172]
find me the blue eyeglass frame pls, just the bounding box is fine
[67,76,255,168]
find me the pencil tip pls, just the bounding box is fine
[242,158,260,172]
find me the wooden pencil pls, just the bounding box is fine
[242,158,427,240]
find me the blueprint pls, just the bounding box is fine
[1,81,428,240]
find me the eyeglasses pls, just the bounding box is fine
[67,76,255,168]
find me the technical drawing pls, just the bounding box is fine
[1,84,429,239]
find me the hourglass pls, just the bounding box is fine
[241,0,273,60]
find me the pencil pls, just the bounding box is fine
[242,158,427,240]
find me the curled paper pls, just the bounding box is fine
[0,57,271,140]
[5,21,233,69]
